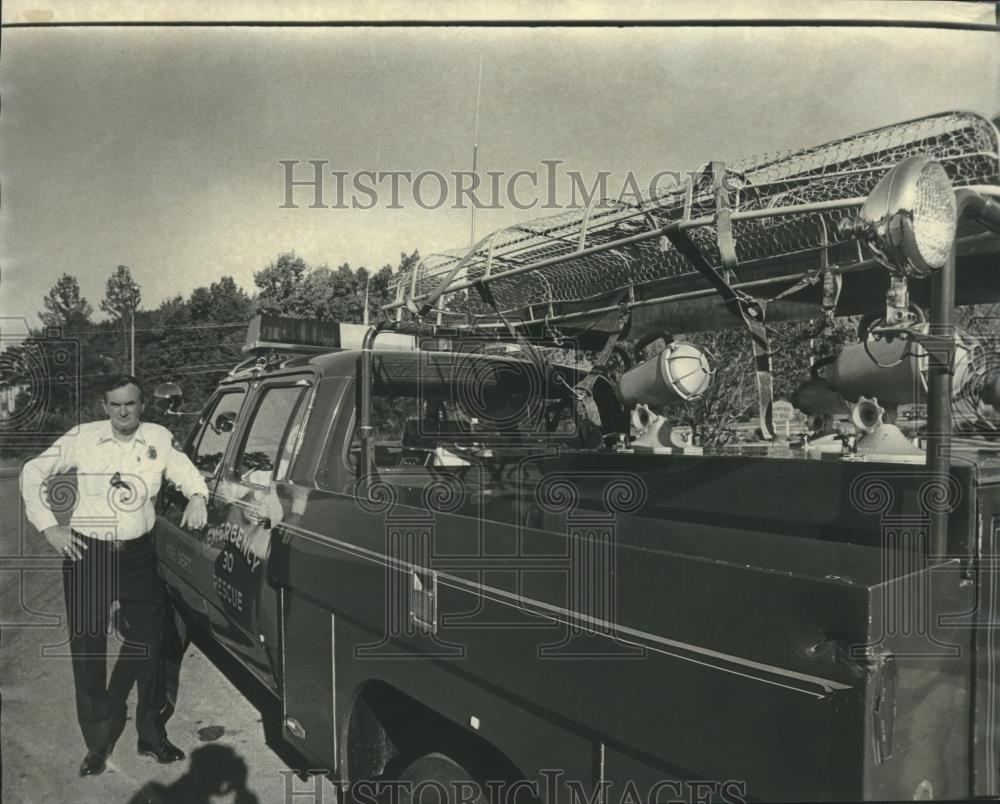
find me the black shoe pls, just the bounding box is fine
[137,738,185,764]
[79,748,109,777]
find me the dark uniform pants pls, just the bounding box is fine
[62,531,167,750]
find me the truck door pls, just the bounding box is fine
[157,385,248,625]
[209,377,312,681]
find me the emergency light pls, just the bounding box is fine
[243,315,415,353]
[851,155,957,278]
[826,332,974,405]
[618,341,714,409]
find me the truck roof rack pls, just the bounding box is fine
[385,111,1000,337]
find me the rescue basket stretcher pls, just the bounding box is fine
[385,111,1000,339]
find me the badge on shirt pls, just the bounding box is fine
[147,445,158,460]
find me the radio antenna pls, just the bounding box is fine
[470,52,484,247]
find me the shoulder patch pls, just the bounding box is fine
[171,437,184,452]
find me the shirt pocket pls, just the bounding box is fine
[79,470,110,499]
[134,459,165,498]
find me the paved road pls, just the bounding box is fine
[0,470,334,804]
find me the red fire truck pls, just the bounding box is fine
[155,111,1000,802]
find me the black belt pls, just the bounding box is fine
[72,530,152,552]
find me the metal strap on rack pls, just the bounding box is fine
[713,161,739,275]
[710,162,775,439]
[666,170,776,440]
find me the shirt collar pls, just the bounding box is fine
[97,420,147,445]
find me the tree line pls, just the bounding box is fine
[1,251,419,451]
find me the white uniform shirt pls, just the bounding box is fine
[20,420,210,541]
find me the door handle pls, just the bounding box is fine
[284,716,306,740]
[248,515,271,529]
[410,568,438,634]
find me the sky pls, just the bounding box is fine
[1,13,998,334]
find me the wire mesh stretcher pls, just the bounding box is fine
[386,111,1000,332]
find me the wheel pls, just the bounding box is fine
[397,753,487,804]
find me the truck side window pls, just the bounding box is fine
[347,394,421,470]
[192,390,247,477]
[341,380,582,473]
[236,385,306,485]
[276,387,311,480]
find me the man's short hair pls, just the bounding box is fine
[103,374,143,399]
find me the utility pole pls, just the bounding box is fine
[130,309,135,375]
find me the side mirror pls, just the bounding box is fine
[212,410,237,434]
[154,382,184,414]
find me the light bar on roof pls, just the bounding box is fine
[243,315,415,353]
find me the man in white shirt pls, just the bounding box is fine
[20,374,209,777]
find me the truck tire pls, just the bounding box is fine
[397,753,486,804]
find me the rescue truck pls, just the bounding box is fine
[154,111,1000,802]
